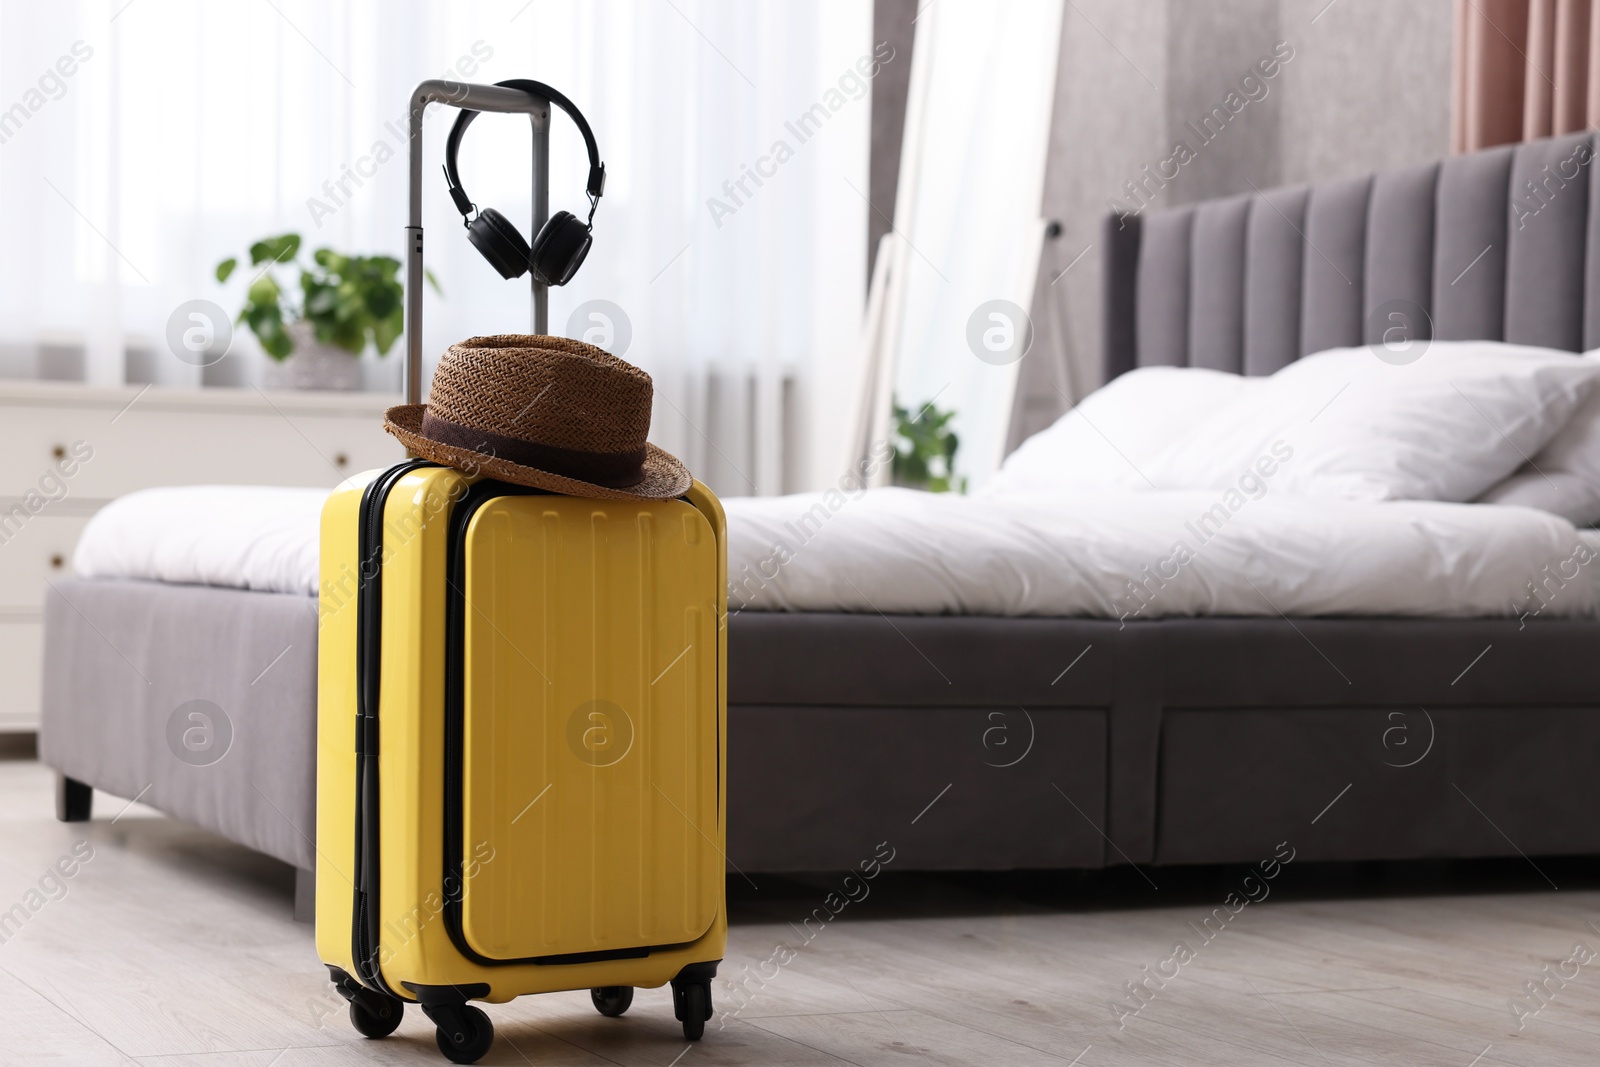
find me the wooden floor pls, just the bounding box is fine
[0,744,1595,1066]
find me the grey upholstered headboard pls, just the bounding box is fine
[1101,131,1598,381]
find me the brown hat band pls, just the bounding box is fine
[419,412,648,488]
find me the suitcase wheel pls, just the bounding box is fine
[327,969,403,1041]
[348,996,404,1039]
[425,1003,494,1064]
[590,986,634,1017]
[670,979,713,1041]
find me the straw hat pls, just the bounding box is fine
[383,334,691,500]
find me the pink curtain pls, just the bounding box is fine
[1453,0,1600,151]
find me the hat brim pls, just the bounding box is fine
[382,404,694,501]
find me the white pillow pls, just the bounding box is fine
[1139,341,1600,502]
[1477,470,1600,524]
[1477,358,1600,523]
[984,366,1257,496]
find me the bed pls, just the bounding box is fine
[41,130,1600,883]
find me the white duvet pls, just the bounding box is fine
[74,486,325,598]
[726,487,1598,620]
[73,483,1600,621]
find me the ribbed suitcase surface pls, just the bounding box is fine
[458,495,720,959]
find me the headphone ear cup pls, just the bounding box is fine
[529,210,593,287]
[466,208,532,280]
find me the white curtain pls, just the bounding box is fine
[0,0,871,496]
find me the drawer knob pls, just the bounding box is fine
[335,453,349,467]
[51,445,65,460]
[49,554,64,570]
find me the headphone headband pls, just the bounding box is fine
[443,78,606,220]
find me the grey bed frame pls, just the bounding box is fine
[40,130,1600,881]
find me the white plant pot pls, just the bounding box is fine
[260,320,364,391]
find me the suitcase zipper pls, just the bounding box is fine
[350,458,432,998]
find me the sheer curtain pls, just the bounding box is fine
[0,0,871,496]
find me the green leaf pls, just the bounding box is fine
[313,248,349,276]
[304,286,339,317]
[249,305,294,360]
[331,330,366,355]
[319,312,364,353]
[250,233,301,267]
[371,308,403,354]
[261,325,294,360]
[246,274,280,307]
[215,257,237,284]
[424,268,443,296]
[363,283,398,320]
[891,396,962,493]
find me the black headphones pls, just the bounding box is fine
[443,78,606,286]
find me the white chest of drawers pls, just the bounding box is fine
[0,381,406,730]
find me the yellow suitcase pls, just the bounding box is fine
[315,459,727,1063]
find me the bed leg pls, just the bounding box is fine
[55,775,92,822]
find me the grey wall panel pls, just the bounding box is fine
[1188,195,1251,373]
[1363,162,1438,344]
[1243,185,1309,375]
[1135,207,1195,367]
[1433,144,1512,341]
[1505,132,1592,351]
[1300,175,1371,356]
[1163,0,1282,205]
[1276,3,1452,189]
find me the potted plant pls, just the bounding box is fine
[891,398,966,493]
[215,233,438,390]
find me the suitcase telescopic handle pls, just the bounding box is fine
[405,79,553,406]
